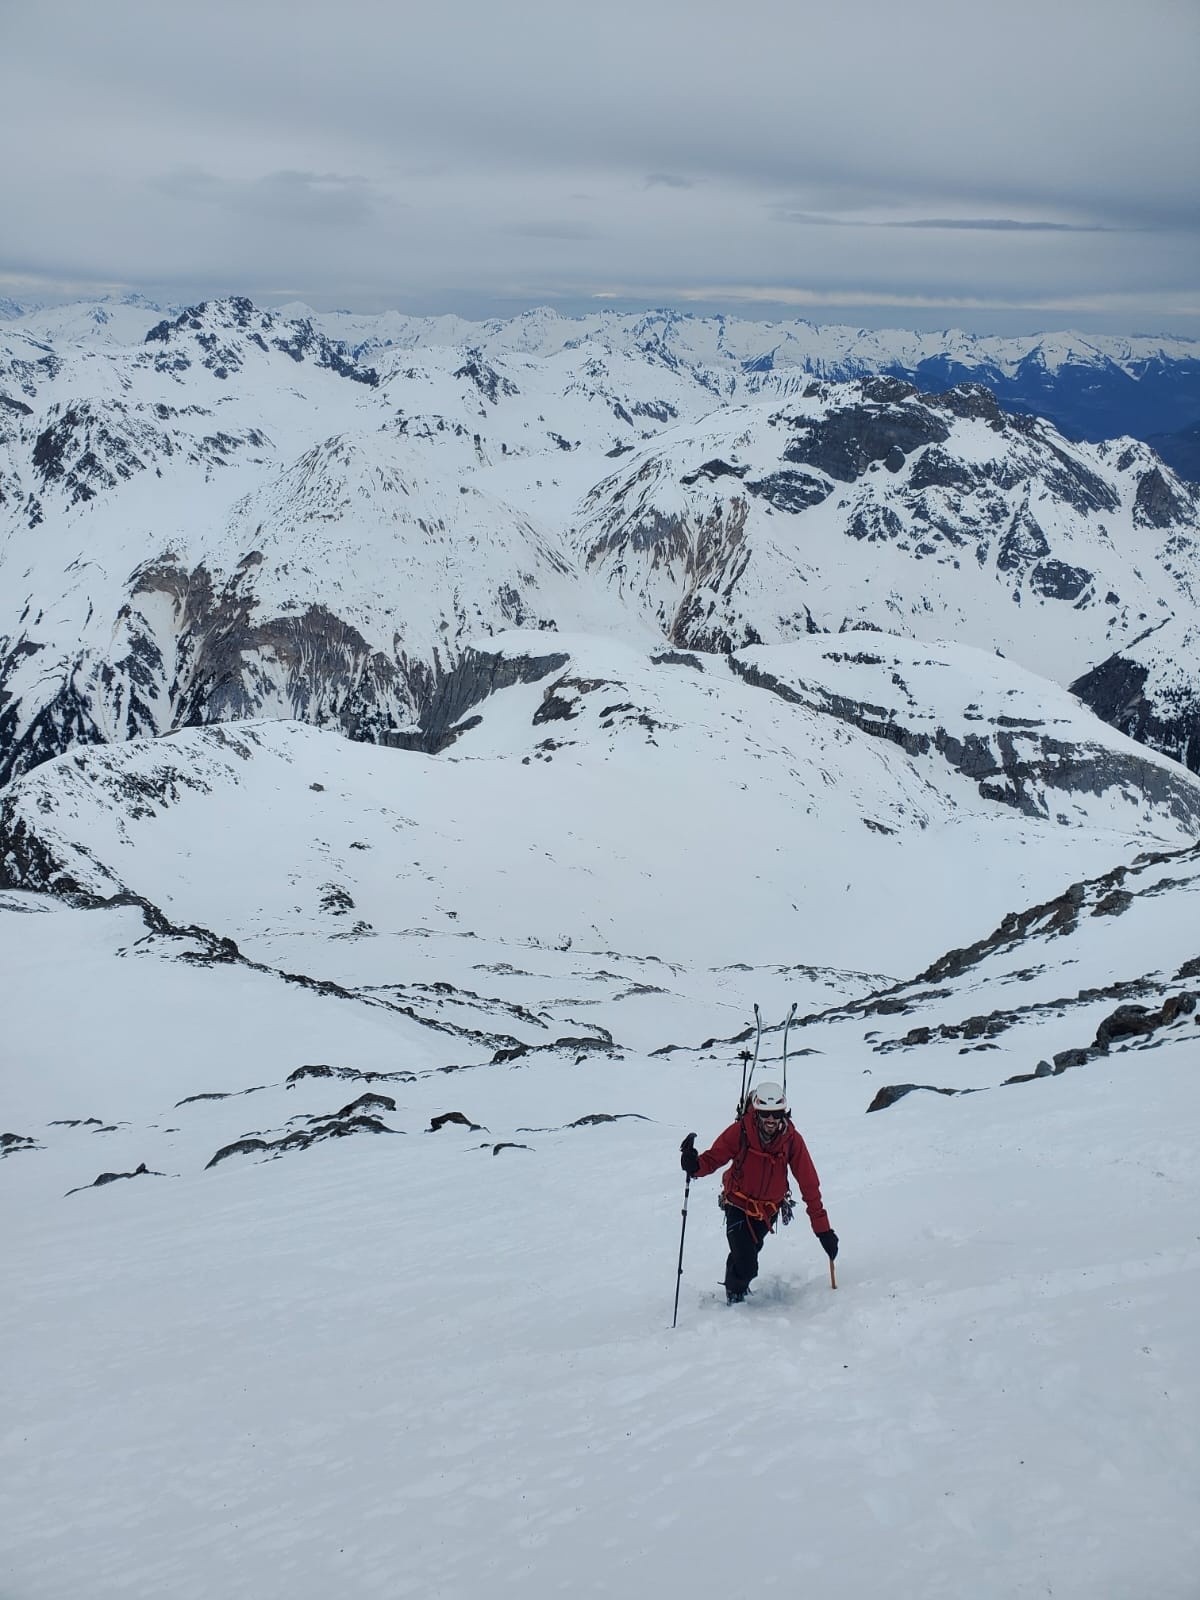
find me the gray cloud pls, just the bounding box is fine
[773,211,1138,234]
[151,170,378,226]
[502,220,601,240]
[1,0,1196,334]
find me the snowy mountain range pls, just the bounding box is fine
[7,293,1199,463]
[2,296,1198,794]
[4,296,1199,1597]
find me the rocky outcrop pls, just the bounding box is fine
[65,1160,164,1195]
[867,991,1197,1111]
[145,297,378,386]
[866,1083,960,1112]
[206,1106,401,1168]
[286,1064,416,1087]
[385,645,570,754]
[776,379,952,480]
[1,1131,41,1157]
[1071,634,1200,776]
[1133,466,1190,529]
[727,655,1200,828]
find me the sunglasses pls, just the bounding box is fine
[756,1110,786,1121]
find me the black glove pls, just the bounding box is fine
[818,1229,839,1260]
[680,1133,700,1177]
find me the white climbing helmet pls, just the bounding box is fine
[750,1082,788,1115]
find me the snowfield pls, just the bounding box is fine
[3,629,1199,1599]
[2,297,1199,1598]
[3,891,1197,1600]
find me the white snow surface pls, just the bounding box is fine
[3,301,1199,1599]
[3,888,1198,1600]
[3,627,1200,1598]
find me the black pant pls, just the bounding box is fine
[724,1205,771,1297]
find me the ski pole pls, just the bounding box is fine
[672,1164,694,1329]
[829,1259,837,1290]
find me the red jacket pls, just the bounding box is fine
[696,1110,831,1232]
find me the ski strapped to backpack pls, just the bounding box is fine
[781,1000,797,1100]
[736,1004,763,1116]
[737,1001,798,1114]
[732,1001,802,1228]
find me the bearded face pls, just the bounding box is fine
[755,1110,786,1144]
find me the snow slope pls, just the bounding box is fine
[3,305,1199,1600]
[3,835,1198,1599]
[4,632,1198,975]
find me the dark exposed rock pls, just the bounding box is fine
[1133,466,1189,528]
[866,1084,959,1113]
[743,469,832,513]
[491,1044,530,1063]
[874,978,1155,1052]
[429,1111,485,1132]
[680,458,746,486]
[1038,441,1123,515]
[846,504,906,543]
[386,646,570,755]
[285,1062,416,1088]
[145,298,378,386]
[1093,992,1196,1049]
[1052,1047,1094,1071]
[66,1160,163,1194]
[1003,1061,1055,1085]
[453,352,519,405]
[548,1033,615,1055]
[204,1138,269,1167]
[906,446,980,494]
[927,382,1006,426]
[533,683,583,724]
[727,656,930,758]
[727,653,1200,829]
[491,1142,531,1154]
[1029,560,1093,601]
[631,399,679,422]
[1,1131,41,1156]
[1092,889,1134,917]
[1070,641,1200,776]
[917,882,1087,983]
[206,1113,397,1168]
[567,1112,650,1127]
[779,395,951,482]
[1094,1004,1152,1047]
[650,650,706,670]
[333,1093,398,1117]
[997,507,1050,572]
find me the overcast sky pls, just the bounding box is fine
[3,0,1197,335]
